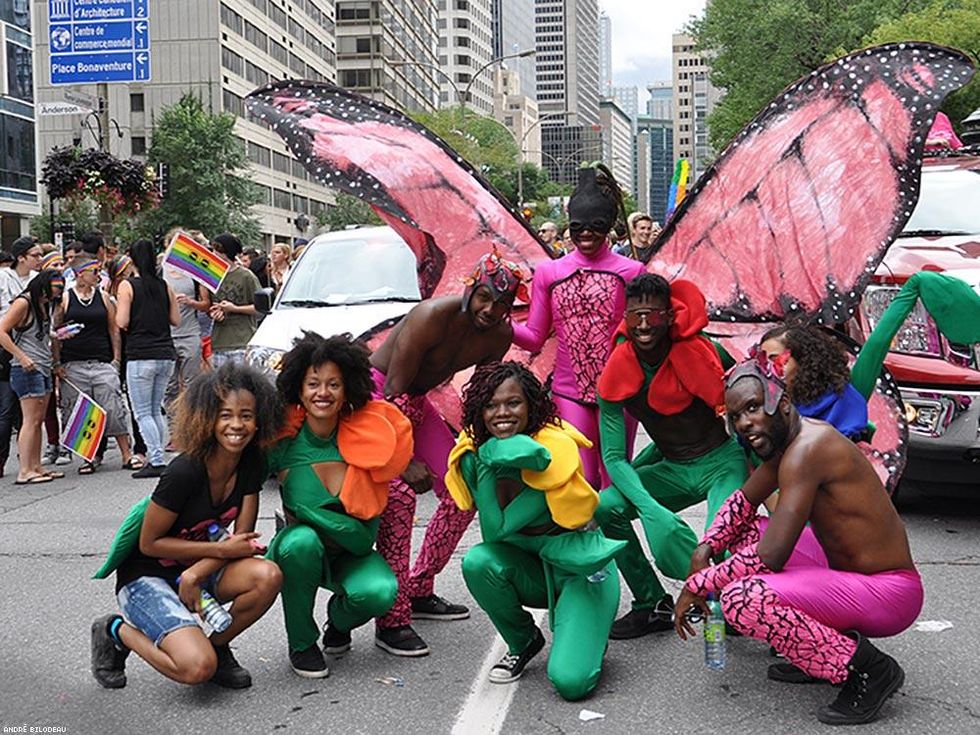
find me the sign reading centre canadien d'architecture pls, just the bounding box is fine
[48,0,150,85]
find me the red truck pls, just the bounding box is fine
[851,152,980,495]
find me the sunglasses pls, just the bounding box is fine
[625,308,671,327]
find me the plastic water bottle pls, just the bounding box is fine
[208,522,229,542]
[586,569,608,584]
[53,322,84,340]
[704,593,726,670]
[176,574,232,635]
[198,588,232,634]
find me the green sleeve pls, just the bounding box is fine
[478,435,551,472]
[291,503,378,556]
[852,272,980,400]
[709,337,737,370]
[463,452,549,542]
[598,397,660,513]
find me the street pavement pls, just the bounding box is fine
[1,446,978,735]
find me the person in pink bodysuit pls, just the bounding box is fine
[513,166,645,488]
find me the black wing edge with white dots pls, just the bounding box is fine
[244,81,553,300]
[648,42,975,325]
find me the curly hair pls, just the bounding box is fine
[625,273,671,303]
[461,361,560,446]
[171,362,281,462]
[760,324,851,406]
[276,331,374,409]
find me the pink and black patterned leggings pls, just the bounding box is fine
[372,368,475,630]
[720,520,923,684]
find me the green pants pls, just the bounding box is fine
[595,437,748,609]
[461,541,620,701]
[267,523,397,652]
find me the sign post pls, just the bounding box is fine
[48,0,151,85]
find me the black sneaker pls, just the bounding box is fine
[91,615,129,689]
[321,623,352,655]
[210,644,252,689]
[609,595,675,639]
[375,625,430,657]
[289,644,330,679]
[411,594,470,621]
[132,464,165,479]
[817,633,905,725]
[489,627,545,684]
[767,662,821,684]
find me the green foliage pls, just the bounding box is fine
[315,192,383,230]
[692,0,931,150]
[30,198,98,243]
[141,93,262,245]
[408,108,554,205]
[865,0,980,126]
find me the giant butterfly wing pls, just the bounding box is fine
[649,43,975,325]
[245,81,554,301]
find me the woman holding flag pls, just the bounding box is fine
[115,240,180,479]
[55,255,140,474]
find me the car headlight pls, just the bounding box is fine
[245,346,285,376]
[862,285,942,356]
[901,389,971,437]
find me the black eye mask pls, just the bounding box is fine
[567,168,616,237]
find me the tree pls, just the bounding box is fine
[315,192,382,231]
[141,93,262,244]
[864,0,980,127]
[692,0,931,150]
[409,109,553,205]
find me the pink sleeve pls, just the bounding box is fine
[512,262,554,353]
[685,545,773,596]
[700,490,759,556]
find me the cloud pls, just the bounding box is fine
[602,0,706,86]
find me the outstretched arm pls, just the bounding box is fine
[511,266,553,353]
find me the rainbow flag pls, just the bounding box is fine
[163,231,231,292]
[665,159,691,220]
[60,386,107,463]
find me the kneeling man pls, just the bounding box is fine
[674,358,922,726]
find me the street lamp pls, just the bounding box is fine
[513,110,571,204]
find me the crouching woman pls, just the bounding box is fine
[265,332,412,679]
[90,363,283,689]
[449,361,624,700]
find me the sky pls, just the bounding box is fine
[602,0,708,88]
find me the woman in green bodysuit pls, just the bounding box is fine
[265,331,413,679]
[448,361,624,700]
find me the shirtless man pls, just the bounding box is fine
[369,250,527,656]
[594,273,745,639]
[674,359,921,726]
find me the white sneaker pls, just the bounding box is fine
[42,445,58,465]
[55,449,72,465]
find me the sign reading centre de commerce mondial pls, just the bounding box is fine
[48,0,150,85]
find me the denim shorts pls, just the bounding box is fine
[9,366,52,399]
[117,574,222,647]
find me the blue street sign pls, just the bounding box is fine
[49,0,151,85]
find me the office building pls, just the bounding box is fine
[490,0,536,96]
[493,67,540,166]
[598,9,611,97]
[646,80,672,119]
[671,31,721,181]
[1,0,39,244]
[636,115,673,224]
[599,97,631,195]
[534,0,599,126]
[35,0,341,245]
[438,0,494,113]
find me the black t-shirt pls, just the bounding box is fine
[115,452,263,592]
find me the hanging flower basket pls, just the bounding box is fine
[41,146,159,216]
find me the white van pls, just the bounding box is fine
[245,226,421,375]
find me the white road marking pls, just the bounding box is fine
[451,610,547,735]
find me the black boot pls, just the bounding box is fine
[817,632,905,725]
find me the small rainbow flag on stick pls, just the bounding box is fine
[60,383,107,463]
[163,231,231,293]
[665,158,690,220]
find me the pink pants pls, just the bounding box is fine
[722,519,923,683]
[372,368,475,629]
[553,394,636,490]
